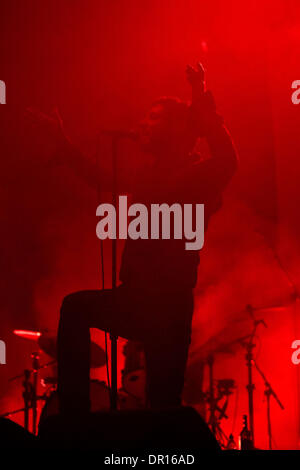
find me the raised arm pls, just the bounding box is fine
[186,63,238,190]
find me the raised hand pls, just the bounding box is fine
[186,62,206,100]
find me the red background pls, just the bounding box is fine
[1,0,300,449]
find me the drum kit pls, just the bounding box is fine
[187,304,286,449]
[0,329,146,436]
[0,303,285,449]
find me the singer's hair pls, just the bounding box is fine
[153,96,189,121]
[153,96,196,151]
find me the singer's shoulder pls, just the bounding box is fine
[128,161,154,195]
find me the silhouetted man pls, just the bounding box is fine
[29,64,237,415]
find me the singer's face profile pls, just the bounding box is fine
[138,100,194,164]
[139,104,168,151]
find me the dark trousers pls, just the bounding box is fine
[57,284,194,413]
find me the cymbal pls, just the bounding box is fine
[191,300,291,364]
[196,332,250,363]
[191,317,252,363]
[38,334,106,368]
[14,329,106,368]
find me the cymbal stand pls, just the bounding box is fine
[206,355,230,448]
[22,369,32,431]
[243,330,256,447]
[31,352,40,435]
[0,358,56,431]
[207,354,217,436]
[22,352,40,435]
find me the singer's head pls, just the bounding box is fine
[138,97,196,165]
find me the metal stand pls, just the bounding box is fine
[22,352,40,434]
[22,369,31,431]
[98,130,134,411]
[1,357,55,434]
[110,136,120,411]
[207,355,216,436]
[253,359,284,450]
[206,355,234,448]
[241,305,268,447]
[244,333,256,446]
[97,127,138,411]
[31,352,40,435]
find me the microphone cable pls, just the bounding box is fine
[96,132,111,391]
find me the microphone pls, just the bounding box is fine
[256,318,268,328]
[100,129,138,140]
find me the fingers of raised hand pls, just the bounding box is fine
[25,107,57,125]
[196,62,205,80]
[186,63,205,81]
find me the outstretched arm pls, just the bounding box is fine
[25,107,111,189]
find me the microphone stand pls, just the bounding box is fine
[241,305,267,448]
[110,136,118,411]
[253,359,284,450]
[98,129,136,411]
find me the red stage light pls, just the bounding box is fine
[13,330,41,340]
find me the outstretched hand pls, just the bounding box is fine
[25,107,70,161]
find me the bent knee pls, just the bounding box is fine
[60,290,97,321]
[60,292,82,318]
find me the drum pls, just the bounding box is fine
[39,379,110,428]
[122,369,146,403]
[122,340,146,404]
[117,389,144,410]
